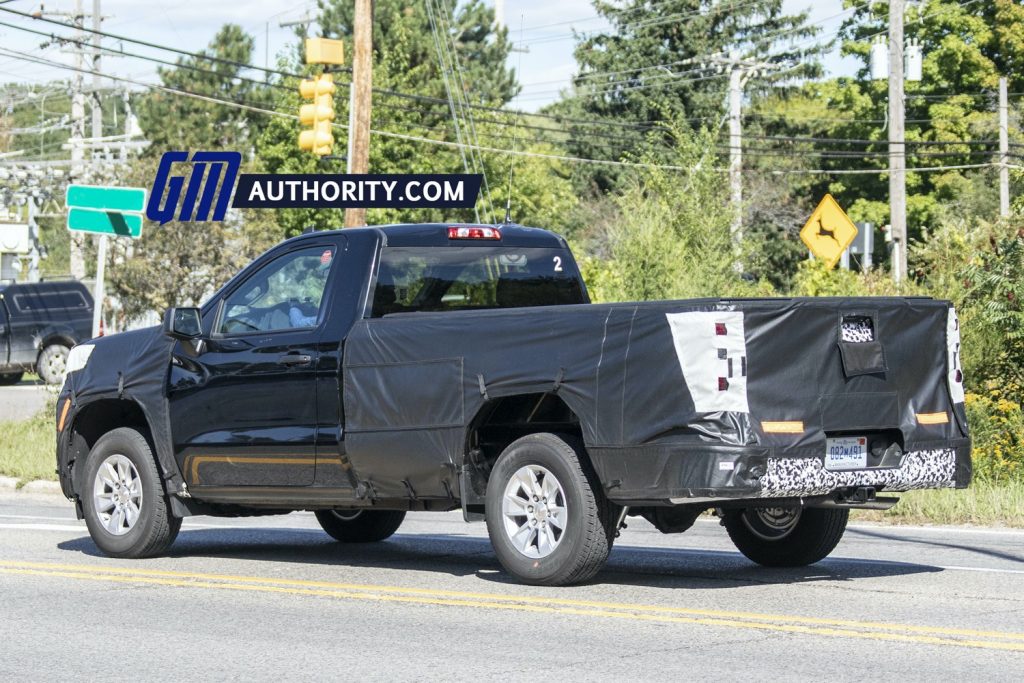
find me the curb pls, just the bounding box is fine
[0,477,63,495]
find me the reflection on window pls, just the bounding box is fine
[372,247,585,317]
[220,246,335,333]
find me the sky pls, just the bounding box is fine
[0,0,860,112]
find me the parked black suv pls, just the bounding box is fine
[0,280,94,385]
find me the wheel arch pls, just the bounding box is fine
[460,392,595,513]
[36,329,77,358]
[65,398,163,497]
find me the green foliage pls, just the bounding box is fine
[553,0,823,191]
[108,25,281,320]
[0,398,57,483]
[965,382,1024,482]
[257,0,533,233]
[739,0,1024,286]
[136,24,271,153]
[581,124,769,302]
[961,224,1024,386]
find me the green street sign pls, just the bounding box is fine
[67,208,143,238]
[66,184,146,238]
[66,185,146,213]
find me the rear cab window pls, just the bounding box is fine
[10,288,89,315]
[371,246,586,317]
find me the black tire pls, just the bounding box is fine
[0,371,23,386]
[37,343,70,385]
[722,506,849,567]
[81,427,181,558]
[485,433,618,586]
[314,509,406,543]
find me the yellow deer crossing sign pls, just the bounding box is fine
[800,194,858,269]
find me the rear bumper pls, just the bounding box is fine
[589,438,972,505]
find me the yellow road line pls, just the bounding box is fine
[2,561,1023,651]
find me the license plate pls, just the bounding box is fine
[825,436,868,471]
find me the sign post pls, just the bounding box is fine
[65,185,147,337]
[799,194,859,270]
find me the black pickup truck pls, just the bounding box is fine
[56,223,970,585]
[1,280,94,385]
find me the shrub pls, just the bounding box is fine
[965,381,1024,482]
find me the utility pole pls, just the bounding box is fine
[999,76,1010,218]
[90,0,106,337]
[888,0,907,284]
[344,0,373,228]
[711,52,777,248]
[69,0,87,280]
[91,0,102,141]
[728,60,743,245]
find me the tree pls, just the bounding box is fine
[750,0,1024,275]
[258,0,579,233]
[136,24,271,152]
[107,25,279,321]
[548,0,823,191]
[581,122,763,302]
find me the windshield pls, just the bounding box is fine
[371,246,586,317]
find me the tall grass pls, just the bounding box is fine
[0,402,57,484]
[852,480,1024,528]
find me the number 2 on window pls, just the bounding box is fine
[553,256,563,272]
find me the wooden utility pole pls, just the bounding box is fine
[888,0,907,283]
[999,76,1010,218]
[344,0,373,228]
[69,0,87,280]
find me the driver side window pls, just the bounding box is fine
[219,246,336,334]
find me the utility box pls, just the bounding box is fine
[851,222,875,270]
[870,37,888,80]
[0,223,30,254]
[1,252,22,281]
[905,40,923,82]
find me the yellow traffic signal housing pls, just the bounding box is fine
[298,73,336,156]
[305,37,345,66]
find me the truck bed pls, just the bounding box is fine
[342,296,970,505]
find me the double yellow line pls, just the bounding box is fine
[3,560,1023,652]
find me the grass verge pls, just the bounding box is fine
[0,405,57,484]
[852,479,1024,528]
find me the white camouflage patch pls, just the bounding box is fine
[758,448,957,498]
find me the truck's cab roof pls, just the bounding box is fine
[287,223,570,249]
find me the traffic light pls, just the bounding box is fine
[298,73,336,156]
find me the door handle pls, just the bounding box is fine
[278,353,312,366]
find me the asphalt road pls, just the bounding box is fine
[1,491,1022,681]
[0,382,51,422]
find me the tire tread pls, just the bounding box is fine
[84,427,180,558]
[723,507,849,567]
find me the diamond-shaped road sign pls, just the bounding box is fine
[66,185,146,238]
[800,194,859,269]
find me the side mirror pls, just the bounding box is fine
[163,307,203,340]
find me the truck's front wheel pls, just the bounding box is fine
[81,428,181,558]
[314,509,406,542]
[722,506,849,567]
[485,433,617,586]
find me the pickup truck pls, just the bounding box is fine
[1,280,94,385]
[56,223,971,585]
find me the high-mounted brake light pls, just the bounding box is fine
[448,226,501,240]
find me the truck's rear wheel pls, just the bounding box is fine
[485,433,617,586]
[314,509,406,542]
[81,427,181,558]
[722,506,849,567]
